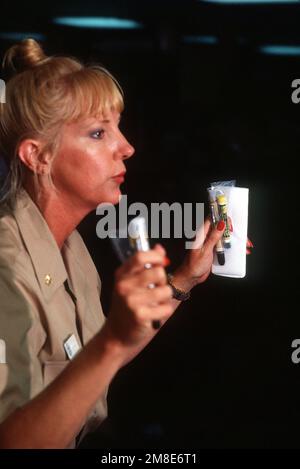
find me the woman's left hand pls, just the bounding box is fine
[172,218,225,292]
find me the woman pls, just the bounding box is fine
[0,39,225,448]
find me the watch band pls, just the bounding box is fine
[167,274,191,301]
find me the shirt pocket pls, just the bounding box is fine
[43,360,69,387]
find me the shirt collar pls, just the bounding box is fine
[13,190,68,301]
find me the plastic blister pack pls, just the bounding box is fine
[207,180,249,278]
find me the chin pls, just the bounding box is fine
[99,189,122,206]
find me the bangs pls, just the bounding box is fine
[61,66,124,123]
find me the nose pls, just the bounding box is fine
[117,132,135,161]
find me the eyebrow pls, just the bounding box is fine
[79,119,108,130]
[80,114,121,129]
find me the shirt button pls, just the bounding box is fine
[44,274,52,286]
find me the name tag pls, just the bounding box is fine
[0,339,6,364]
[64,334,81,360]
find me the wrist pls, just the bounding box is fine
[171,267,198,293]
[97,321,148,369]
[95,324,127,368]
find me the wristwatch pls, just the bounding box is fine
[167,274,191,301]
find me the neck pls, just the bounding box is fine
[24,184,90,249]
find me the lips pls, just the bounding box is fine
[113,171,126,178]
[112,171,126,183]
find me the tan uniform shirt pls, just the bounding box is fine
[0,190,107,447]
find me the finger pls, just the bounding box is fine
[153,243,166,256]
[145,284,173,305]
[228,216,233,232]
[153,244,171,266]
[130,285,173,310]
[130,266,168,289]
[204,220,225,252]
[204,217,212,238]
[116,249,165,278]
[137,302,174,325]
[247,238,254,248]
[192,218,211,250]
[246,249,251,255]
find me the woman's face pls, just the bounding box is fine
[51,108,134,210]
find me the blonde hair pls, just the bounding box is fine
[0,38,124,211]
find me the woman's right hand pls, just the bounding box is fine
[102,244,173,364]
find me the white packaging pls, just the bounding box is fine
[210,186,249,278]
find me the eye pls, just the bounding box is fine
[90,129,105,139]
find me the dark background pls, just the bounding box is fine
[0,0,299,449]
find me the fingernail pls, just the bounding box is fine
[217,220,225,231]
[248,240,254,248]
[163,256,171,267]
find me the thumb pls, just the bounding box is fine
[153,243,166,256]
[204,220,225,251]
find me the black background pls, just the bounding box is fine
[0,0,298,449]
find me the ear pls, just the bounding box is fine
[18,139,51,175]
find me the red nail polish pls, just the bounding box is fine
[217,220,225,231]
[248,239,254,248]
[163,256,171,267]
